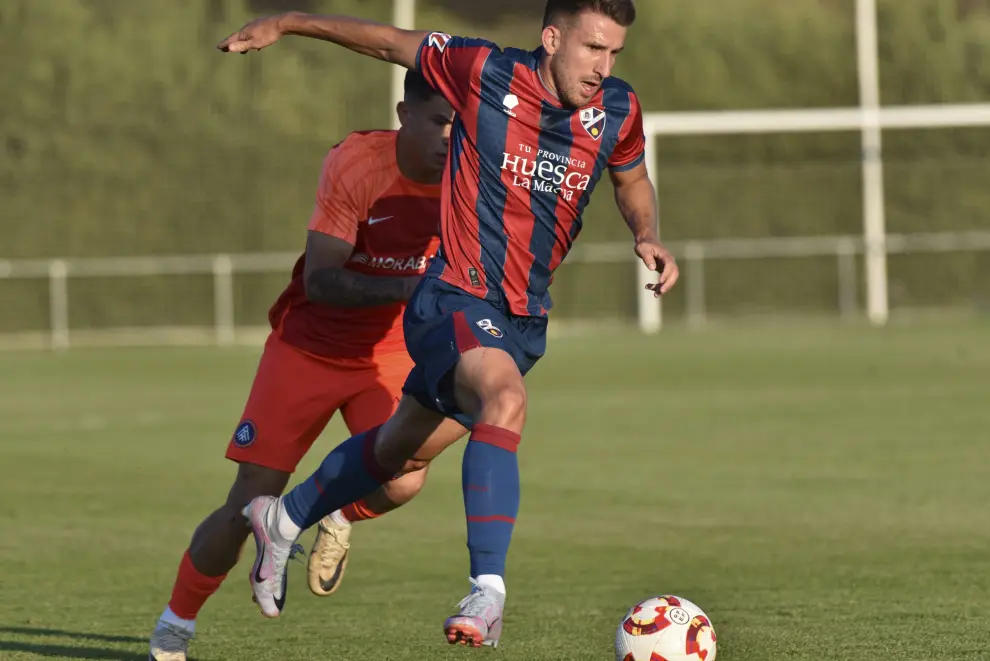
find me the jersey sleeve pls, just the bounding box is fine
[415,32,495,112]
[608,91,646,173]
[307,139,373,245]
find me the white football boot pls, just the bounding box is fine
[443,579,505,648]
[242,496,297,618]
[148,621,193,661]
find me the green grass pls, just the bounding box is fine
[1,320,989,660]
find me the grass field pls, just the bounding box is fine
[2,321,989,660]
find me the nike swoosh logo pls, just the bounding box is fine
[318,551,347,593]
[367,216,394,225]
[254,542,268,584]
[254,540,287,613]
[274,570,287,612]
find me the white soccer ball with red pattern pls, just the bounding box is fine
[615,595,717,661]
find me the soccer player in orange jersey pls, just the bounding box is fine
[149,70,465,661]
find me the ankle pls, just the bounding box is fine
[475,574,506,595]
[160,606,196,633]
[274,497,303,541]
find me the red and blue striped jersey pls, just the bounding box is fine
[416,32,646,318]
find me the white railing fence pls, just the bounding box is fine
[2,230,988,351]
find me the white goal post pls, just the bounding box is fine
[638,100,990,333]
[391,0,417,130]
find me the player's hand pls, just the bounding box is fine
[217,15,284,53]
[635,240,679,297]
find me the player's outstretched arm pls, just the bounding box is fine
[304,231,419,308]
[610,162,680,297]
[217,12,428,69]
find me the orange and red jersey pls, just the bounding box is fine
[269,130,442,361]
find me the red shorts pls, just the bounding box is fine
[225,333,413,473]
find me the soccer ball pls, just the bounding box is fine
[615,595,717,661]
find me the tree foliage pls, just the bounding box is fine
[1,0,986,324]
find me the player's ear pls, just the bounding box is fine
[396,101,410,127]
[541,25,561,55]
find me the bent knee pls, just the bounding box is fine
[385,466,429,501]
[374,400,443,469]
[481,383,528,431]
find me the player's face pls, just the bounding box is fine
[398,95,455,171]
[543,11,627,108]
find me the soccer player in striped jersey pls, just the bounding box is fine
[218,0,679,648]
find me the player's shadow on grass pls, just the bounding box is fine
[0,641,147,660]
[0,627,149,661]
[0,627,144,644]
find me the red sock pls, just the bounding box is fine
[167,550,227,620]
[341,499,383,523]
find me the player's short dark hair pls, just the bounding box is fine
[542,0,636,29]
[403,69,441,104]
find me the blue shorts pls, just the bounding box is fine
[401,275,548,428]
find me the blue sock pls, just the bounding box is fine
[462,424,521,580]
[283,427,393,530]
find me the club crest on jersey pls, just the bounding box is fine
[428,32,451,52]
[580,107,606,140]
[233,420,257,448]
[476,319,503,338]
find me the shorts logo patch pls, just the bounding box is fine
[476,319,504,338]
[428,32,452,52]
[233,420,257,448]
